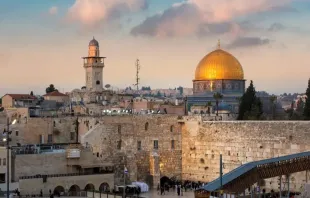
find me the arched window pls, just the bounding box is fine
[170,125,174,132]
[96,80,100,85]
[118,125,121,133]
[145,122,149,131]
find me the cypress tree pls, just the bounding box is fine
[303,78,310,120]
[237,80,262,120]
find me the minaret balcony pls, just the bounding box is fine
[84,62,105,68]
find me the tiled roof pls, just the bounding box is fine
[43,91,68,97]
[4,94,36,100]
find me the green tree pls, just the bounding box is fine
[303,78,310,120]
[30,91,34,96]
[156,91,162,97]
[237,80,263,120]
[269,95,277,120]
[46,84,58,94]
[213,92,223,116]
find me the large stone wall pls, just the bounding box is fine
[182,120,310,192]
[81,115,183,186]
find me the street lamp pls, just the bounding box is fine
[3,117,17,198]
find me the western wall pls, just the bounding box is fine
[2,112,310,192]
[182,118,310,191]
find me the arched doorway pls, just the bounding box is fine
[160,176,171,187]
[54,186,65,196]
[99,182,110,192]
[69,185,80,196]
[84,184,95,191]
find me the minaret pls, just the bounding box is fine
[82,37,106,92]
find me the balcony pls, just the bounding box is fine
[84,62,105,68]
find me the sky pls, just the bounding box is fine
[1,0,310,96]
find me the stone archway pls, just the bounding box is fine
[84,183,95,192]
[54,186,65,196]
[69,185,80,196]
[99,182,110,192]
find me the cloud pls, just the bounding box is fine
[268,22,286,32]
[49,6,58,15]
[131,0,294,37]
[226,37,271,49]
[66,0,147,28]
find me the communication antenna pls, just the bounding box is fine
[133,59,141,90]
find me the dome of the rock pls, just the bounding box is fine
[194,48,244,81]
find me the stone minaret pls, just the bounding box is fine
[83,37,106,92]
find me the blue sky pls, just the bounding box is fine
[1,0,310,96]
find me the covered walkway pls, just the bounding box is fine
[202,151,310,193]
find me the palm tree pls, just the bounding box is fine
[206,101,212,115]
[269,95,277,120]
[213,92,223,116]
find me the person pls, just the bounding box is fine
[160,186,164,195]
[177,185,181,196]
[40,189,43,197]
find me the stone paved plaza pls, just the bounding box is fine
[141,190,195,198]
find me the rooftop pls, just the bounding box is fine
[43,91,68,97]
[3,94,36,100]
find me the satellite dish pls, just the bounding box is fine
[105,84,111,89]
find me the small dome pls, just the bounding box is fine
[195,40,244,81]
[89,37,99,47]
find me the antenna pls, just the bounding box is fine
[133,59,141,90]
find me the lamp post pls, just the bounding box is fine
[3,118,16,198]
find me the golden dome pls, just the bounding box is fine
[194,42,244,81]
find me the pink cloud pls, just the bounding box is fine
[66,0,147,27]
[131,0,294,38]
[190,0,292,23]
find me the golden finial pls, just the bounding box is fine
[217,39,221,49]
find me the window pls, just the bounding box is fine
[53,121,56,127]
[117,141,121,150]
[170,125,174,132]
[70,132,75,141]
[171,140,175,149]
[145,122,149,131]
[15,130,19,136]
[3,158,6,166]
[118,125,121,133]
[97,152,99,157]
[137,141,141,151]
[0,158,2,165]
[0,174,5,184]
[96,80,100,85]
[153,140,158,150]
[47,134,53,143]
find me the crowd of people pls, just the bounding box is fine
[157,179,206,196]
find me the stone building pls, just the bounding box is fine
[43,91,69,103]
[1,94,37,108]
[14,144,114,195]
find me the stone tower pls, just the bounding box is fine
[83,37,106,91]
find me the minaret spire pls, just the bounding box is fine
[217,39,221,49]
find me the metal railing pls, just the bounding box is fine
[19,171,114,180]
